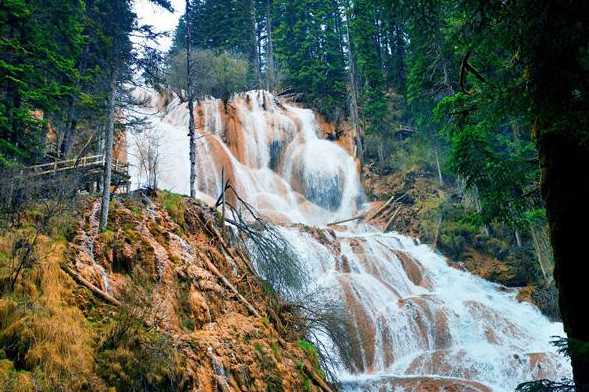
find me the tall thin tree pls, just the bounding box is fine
[99,73,117,231]
[186,0,197,198]
[98,0,173,231]
[265,0,275,91]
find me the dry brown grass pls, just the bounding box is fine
[0,235,97,391]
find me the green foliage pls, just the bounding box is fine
[434,88,541,228]
[273,0,348,120]
[167,50,250,101]
[0,0,84,164]
[516,379,574,392]
[350,0,395,134]
[158,191,187,228]
[297,339,318,363]
[171,0,260,86]
[1,0,174,166]
[297,339,325,376]
[253,342,284,392]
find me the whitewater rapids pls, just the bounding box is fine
[128,88,570,391]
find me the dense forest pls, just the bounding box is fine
[1,0,588,391]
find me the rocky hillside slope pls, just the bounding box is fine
[0,191,331,392]
[362,165,559,320]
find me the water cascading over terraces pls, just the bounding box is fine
[128,88,571,391]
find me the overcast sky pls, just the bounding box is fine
[134,0,185,51]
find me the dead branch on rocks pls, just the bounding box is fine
[303,361,336,392]
[201,248,261,318]
[327,214,365,226]
[383,207,401,232]
[218,185,307,297]
[207,347,231,392]
[364,191,408,223]
[361,191,409,232]
[194,207,257,276]
[61,264,121,306]
[290,288,355,382]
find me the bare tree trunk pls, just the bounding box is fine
[61,100,77,158]
[432,214,443,251]
[377,143,385,170]
[249,0,261,86]
[434,145,444,186]
[186,0,197,198]
[265,0,274,91]
[61,45,89,158]
[99,75,116,232]
[343,2,363,162]
[514,228,522,247]
[530,224,553,283]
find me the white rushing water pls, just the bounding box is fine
[128,88,570,391]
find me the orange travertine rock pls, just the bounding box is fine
[67,195,318,391]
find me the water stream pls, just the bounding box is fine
[128,88,570,391]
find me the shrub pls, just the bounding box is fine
[158,191,186,228]
[97,278,183,392]
[167,49,250,102]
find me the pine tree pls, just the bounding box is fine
[273,0,348,119]
[0,0,84,166]
[97,0,173,231]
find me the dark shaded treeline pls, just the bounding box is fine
[0,0,173,167]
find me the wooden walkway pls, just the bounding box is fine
[24,155,128,178]
[21,155,130,193]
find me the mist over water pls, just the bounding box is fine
[128,88,570,391]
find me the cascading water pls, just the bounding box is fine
[128,88,570,391]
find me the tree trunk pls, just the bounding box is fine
[434,145,444,186]
[539,130,589,390]
[99,75,116,232]
[343,2,363,163]
[249,0,261,86]
[514,228,522,247]
[61,98,77,158]
[377,143,385,171]
[186,0,197,198]
[265,0,274,91]
[61,43,89,158]
[528,2,589,388]
[530,223,553,283]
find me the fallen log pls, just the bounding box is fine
[363,195,395,222]
[208,347,231,392]
[205,214,258,276]
[383,207,401,232]
[363,191,409,223]
[327,214,365,226]
[198,248,261,318]
[61,264,121,306]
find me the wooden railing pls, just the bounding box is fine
[24,155,128,177]
[398,124,416,133]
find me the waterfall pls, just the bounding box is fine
[128,88,570,391]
